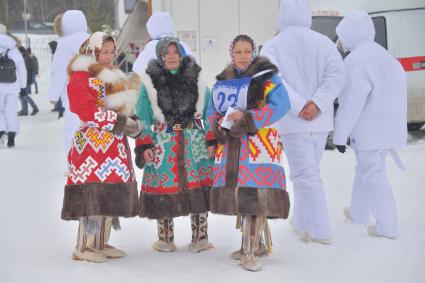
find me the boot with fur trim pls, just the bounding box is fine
[188,213,213,253]
[153,218,177,252]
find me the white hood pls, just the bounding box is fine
[0,34,16,51]
[336,11,375,52]
[277,0,312,32]
[146,11,174,39]
[62,10,88,36]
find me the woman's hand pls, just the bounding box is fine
[226,110,244,121]
[207,145,216,158]
[143,148,154,163]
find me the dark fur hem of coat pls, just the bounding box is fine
[146,56,202,127]
[216,56,278,110]
[139,187,210,219]
[61,182,139,220]
[210,186,290,219]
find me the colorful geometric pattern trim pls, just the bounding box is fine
[69,156,98,183]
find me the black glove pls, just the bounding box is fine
[336,145,346,153]
[19,88,27,98]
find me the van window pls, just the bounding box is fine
[312,16,342,42]
[372,16,388,49]
[399,10,425,57]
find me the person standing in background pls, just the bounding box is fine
[17,46,39,116]
[333,11,407,239]
[0,31,27,148]
[48,10,89,152]
[261,0,345,244]
[132,11,193,77]
[26,48,39,94]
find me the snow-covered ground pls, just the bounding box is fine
[1,52,424,283]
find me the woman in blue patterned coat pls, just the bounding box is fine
[208,35,291,271]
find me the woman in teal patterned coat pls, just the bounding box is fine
[134,37,215,253]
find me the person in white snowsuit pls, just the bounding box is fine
[333,11,407,239]
[132,11,193,77]
[48,10,89,152]
[0,34,27,148]
[261,0,345,244]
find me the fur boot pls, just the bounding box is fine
[72,216,107,263]
[188,213,213,253]
[97,216,126,258]
[153,218,177,252]
[240,216,263,272]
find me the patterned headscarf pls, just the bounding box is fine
[79,31,115,60]
[229,34,257,71]
[155,37,184,68]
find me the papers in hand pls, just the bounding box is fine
[220,106,238,130]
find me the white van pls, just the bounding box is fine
[312,8,425,131]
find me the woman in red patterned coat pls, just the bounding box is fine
[61,32,141,263]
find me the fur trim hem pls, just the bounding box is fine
[195,70,207,118]
[210,186,290,219]
[61,182,139,220]
[230,112,257,137]
[110,114,127,135]
[139,72,166,123]
[134,144,154,169]
[224,135,241,190]
[139,187,211,219]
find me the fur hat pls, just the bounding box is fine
[0,24,7,35]
[79,31,115,60]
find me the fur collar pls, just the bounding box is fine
[140,56,207,123]
[67,54,139,117]
[216,56,278,109]
[67,54,127,83]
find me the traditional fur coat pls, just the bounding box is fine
[61,54,139,220]
[134,56,214,219]
[208,56,291,218]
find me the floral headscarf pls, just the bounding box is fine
[155,37,184,68]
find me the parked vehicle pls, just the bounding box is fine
[312,8,425,131]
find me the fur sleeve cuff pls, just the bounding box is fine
[230,112,257,137]
[134,144,154,169]
[212,118,228,144]
[111,114,127,135]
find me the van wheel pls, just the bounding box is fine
[408,123,424,131]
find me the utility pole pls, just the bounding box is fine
[22,0,30,47]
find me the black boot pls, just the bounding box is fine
[7,132,15,148]
[0,131,6,147]
[31,108,39,116]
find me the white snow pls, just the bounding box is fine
[1,50,424,283]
